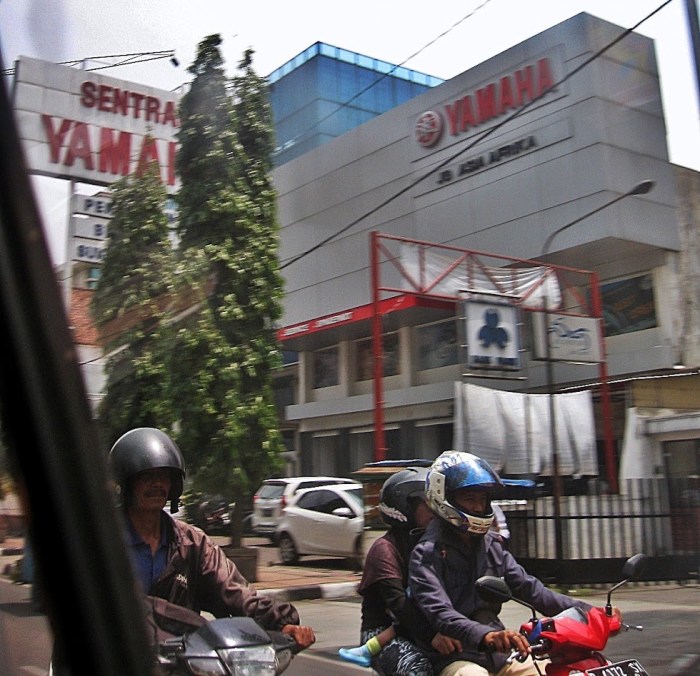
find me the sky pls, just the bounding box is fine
[1,0,698,264]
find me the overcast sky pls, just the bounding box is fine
[1,0,698,264]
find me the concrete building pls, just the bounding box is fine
[271,12,700,493]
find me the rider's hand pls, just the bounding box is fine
[282,624,316,649]
[482,629,530,658]
[431,632,462,655]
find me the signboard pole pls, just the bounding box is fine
[544,290,565,562]
[63,179,76,311]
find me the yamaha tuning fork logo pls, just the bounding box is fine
[414,110,443,148]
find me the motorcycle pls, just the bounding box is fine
[49,599,300,676]
[476,553,649,676]
[155,616,299,675]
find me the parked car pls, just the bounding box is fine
[275,483,365,570]
[251,476,359,540]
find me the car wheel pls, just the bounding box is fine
[348,536,364,572]
[278,533,299,565]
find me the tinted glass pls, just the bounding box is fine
[257,483,286,499]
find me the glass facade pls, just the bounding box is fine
[268,42,443,166]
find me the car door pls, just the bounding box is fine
[291,488,359,556]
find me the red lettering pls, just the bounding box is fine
[514,65,534,106]
[537,58,555,97]
[476,83,497,123]
[137,136,160,174]
[460,96,477,132]
[113,88,128,116]
[162,101,179,128]
[64,122,94,169]
[145,96,160,123]
[80,81,98,108]
[98,127,131,175]
[130,92,145,119]
[498,76,515,115]
[445,100,460,136]
[97,84,113,113]
[41,115,73,162]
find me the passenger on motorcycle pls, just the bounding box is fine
[408,450,610,676]
[339,466,461,675]
[107,427,315,651]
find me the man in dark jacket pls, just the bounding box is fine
[108,427,315,650]
[408,451,596,676]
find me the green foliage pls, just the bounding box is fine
[90,35,285,512]
[91,161,176,447]
[173,36,284,507]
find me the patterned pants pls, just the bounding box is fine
[361,627,434,676]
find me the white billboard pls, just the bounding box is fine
[13,56,180,192]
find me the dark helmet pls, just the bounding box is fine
[425,450,503,536]
[108,428,185,513]
[378,466,430,530]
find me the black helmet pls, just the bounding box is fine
[108,428,185,513]
[378,466,430,530]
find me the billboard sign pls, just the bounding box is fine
[464,301,521,371]
[13,56,180,192]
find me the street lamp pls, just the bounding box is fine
[539,179,655,563]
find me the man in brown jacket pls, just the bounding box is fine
[108,427,315,649]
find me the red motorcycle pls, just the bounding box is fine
[476,553,649,676]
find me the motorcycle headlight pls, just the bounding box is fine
[219,645,277,675]
[183,644,286,675]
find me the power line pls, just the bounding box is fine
[279,0,675,271]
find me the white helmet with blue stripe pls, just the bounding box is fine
[426,450,504,535]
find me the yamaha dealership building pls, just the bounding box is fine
[272,12,699,490]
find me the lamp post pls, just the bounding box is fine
[539,180,655,563]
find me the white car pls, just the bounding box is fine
[275,483,365,570]
[251,476,359,540]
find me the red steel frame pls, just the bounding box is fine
[370,231,618,492]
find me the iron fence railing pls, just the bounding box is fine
[503,478,700,585]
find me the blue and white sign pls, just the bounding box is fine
[533,312,602,363]
[465,301,521,371]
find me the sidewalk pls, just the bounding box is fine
[0,531,379,601]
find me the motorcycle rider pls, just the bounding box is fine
[408,450,614,676]
[107,427,315,651]
[339,466,461,674]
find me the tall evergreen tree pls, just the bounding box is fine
[91,161,175,447]
[172,35,283,523]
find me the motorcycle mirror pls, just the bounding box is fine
[605,553,648,615]
[476,576,512,604]
[621,553,648,581]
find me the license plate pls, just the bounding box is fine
[262,508,274,517]
[586,659,649,676]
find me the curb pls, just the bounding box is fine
[259,580,359,603]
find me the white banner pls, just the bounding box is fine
[453,381,598,477]
[400,243,561,309]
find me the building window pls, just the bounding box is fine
[313,347,339,388]
[600,273,656,337]
[356,333,399,381]
[86,266,101,290]
[417,319,458,370]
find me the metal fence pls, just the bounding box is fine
[504,478,700,585]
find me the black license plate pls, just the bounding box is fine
[587,659,649,676]
[262,508,273,517]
